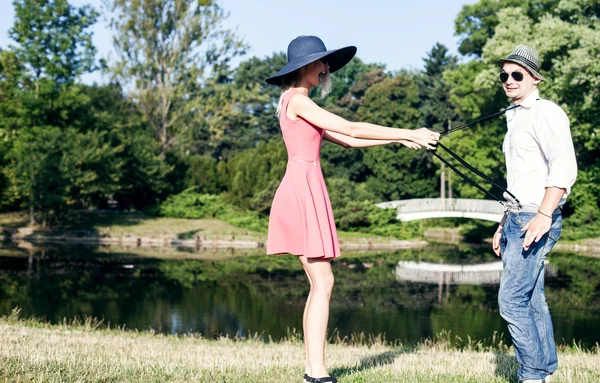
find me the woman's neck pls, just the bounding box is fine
[288,86,309,96]
[291,78,312,95]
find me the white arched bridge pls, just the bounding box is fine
[376,198,504,222]
[396,261,558,286]
[395,260,557,303]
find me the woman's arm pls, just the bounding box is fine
[290,93,439,148]
[323,131,420,150]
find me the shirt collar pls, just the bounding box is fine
[517,89,540,109]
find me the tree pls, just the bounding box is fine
[455,0,560,57]
[416,43,458,132]
[106,0,247,156]
[9,0,98,92]
[320,62,388,183]
[0,50,25,209]
[233,52,287,142]
[357,74,438,201]
[2,0,110,224]
[79,83,172,209]
[221,139,286,211]
[448,0,600,235]
[415,43,458,198]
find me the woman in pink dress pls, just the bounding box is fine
[265,36,439,383]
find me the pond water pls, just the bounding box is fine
[0,244,599,348]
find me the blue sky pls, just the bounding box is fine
[0,0,478,84]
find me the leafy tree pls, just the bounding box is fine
[184,155,223,195]
[221,139,286,211]
[357,74,438,201]
[323,57,386,110]
[455,0,560,57]
[416,43,458,132]
[233,52,287,142]
[416,43,458,199]
[319,60,388,183]
[4,125,122,226]
[79,83,171,209]
[448,0,600,234]
[1,0,116,224]
[106,0,247,156]
[9,0,98,90]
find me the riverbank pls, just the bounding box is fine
[1,211,598,254]
[1,313,598,383]
[0,211,428,251]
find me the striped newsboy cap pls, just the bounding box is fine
[497,45,545,81]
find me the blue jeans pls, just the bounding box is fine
[499,211,561,382]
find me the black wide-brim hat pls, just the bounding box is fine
[265,36,357,86]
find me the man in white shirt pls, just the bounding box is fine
[492,45,577,383]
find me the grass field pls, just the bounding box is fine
[0,211,264,239]
[0,211,423,247]
[1,312,599,383]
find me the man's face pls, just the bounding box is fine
[501,62,541,103]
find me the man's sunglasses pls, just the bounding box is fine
[500,71,525,83]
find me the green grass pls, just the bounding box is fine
[0,212,29,229]
[0,211,418,248]
[0,211,266,240]
[2,211,598,256]
[1,311,599,383]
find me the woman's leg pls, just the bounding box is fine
[299,255,335,378]
[303,263,314,377]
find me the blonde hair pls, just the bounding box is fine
[275,62,332,116]
[276,79,297,116]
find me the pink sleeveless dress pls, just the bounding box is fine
[266,90,341,259]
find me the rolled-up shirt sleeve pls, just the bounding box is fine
[532,101,578,195]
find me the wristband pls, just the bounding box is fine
[537,210,552,218]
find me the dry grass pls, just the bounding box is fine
[1,314,599,383]
[0,211,30,229]
[93,244,268,260]
[92,216,262,239]
[0,211,265,241]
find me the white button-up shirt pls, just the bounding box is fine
[502,89,577,208]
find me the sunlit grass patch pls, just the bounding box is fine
[1,310,599,382]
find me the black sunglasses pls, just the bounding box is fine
[500,71,525,83]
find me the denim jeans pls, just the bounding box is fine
[498,211,562,382]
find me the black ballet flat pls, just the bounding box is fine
[312,377,338,383]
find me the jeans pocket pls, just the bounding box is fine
[514,213,535,230]
[540,229,561,264]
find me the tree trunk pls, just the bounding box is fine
[440,163,446,199]
[448,170,453,199]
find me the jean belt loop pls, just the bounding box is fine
[504,202,561,216]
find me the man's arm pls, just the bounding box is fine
[521,102,577,250]
[521,187,565,250]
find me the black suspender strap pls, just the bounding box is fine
[432,105,523,206]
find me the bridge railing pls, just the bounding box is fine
[395,261,557,285]
[376,198,504,215]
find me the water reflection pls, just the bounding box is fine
[396,260,558,304]
[0,245,599,348]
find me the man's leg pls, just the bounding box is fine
[530,216,562,378]
[498,212,550,382]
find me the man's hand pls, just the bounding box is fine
[521,214,552,250]
[492,228,502,257]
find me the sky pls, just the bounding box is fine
[0,0,478,84]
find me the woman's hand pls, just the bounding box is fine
[397,140,421,150]
[410,128,440,150]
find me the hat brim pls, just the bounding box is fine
[497,58,545,81]
[265,46,357,86]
